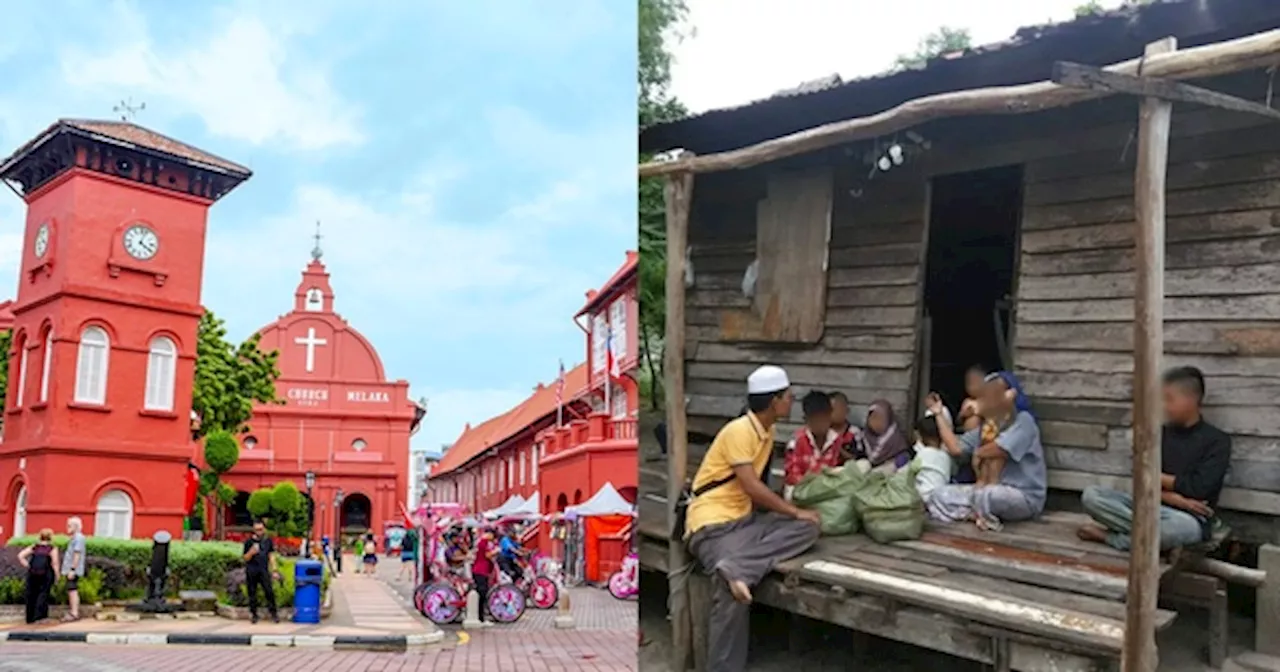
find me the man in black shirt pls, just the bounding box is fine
[1078,366,1232,551]
[242,520,281,623]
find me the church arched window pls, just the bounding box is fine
[74,326,110,404]
[145,336,177,411]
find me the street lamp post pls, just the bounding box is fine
[333,488,345,573]
[304,470,316,558]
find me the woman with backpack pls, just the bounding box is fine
[18,529,60,624]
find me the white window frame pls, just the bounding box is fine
[519,450,526,486]
[94,489,134,539]
[74,326,110,404]
[610,298,627,360]
[15,338,28,408]
[532,445,539,483]
[39,330,53,403]
[591,313,607,373]
[507,455,514,490]
[144,336,177,411]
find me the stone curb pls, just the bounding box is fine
[0,630,444,650]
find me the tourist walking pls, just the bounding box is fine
[242,520,280,623]
[18,529,59,624]
[62,517,87,621]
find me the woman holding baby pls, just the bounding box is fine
[925,371,1047,531]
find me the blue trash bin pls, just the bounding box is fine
[293,559,324,624]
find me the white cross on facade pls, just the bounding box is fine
[294,327,327,373]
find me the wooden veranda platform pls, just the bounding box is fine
[638,508,1190,671]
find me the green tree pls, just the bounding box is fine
[638,0,689,409]
[192,310,282,438]
[892,27,972,71]
[192,310,282,537]
[246,481,309,537]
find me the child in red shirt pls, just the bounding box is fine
[784,391,852,499]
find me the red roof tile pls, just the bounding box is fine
[0,119,250,177]
[431,363,589,476]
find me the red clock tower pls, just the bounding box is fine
[0,119,250,541]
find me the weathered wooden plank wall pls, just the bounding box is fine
[678,70,1280,528]
[684,159,927,444]
[989,72,1280,519]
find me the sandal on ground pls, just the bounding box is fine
[60,613,78,622]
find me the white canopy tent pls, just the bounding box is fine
[513,490,541,516]
[565,482,634,517]
[484,494,527,518]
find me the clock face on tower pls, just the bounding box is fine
[122,224,159,260]
[33,222,50,259]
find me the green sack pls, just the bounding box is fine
[791,466,861,536]
[850,462,925,544]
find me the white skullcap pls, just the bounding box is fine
[747,365,790,395]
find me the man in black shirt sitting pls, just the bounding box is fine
[1078,366,1232,551]
[242,520,281,623]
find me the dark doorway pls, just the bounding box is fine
[340,493,372,532]
[922,165,1023,415]
[226,491,253,529]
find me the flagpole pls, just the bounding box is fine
[604,325,612,414]
[557,360,565,428]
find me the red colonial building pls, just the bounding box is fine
[426,252,640,515]
[426,364,590,513]
[221,245,423,541]
[0,119,250,541]
[538,251,639,509]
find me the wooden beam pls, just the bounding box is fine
[638,27,1280,177]
[1051,61,1280,120]
[664,161,695,672]
[1125,37,1175,672]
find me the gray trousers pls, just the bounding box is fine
[687,511,820,672]
[1081,485,1204,551]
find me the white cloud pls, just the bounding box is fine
[670,0,1113,114]
[58,4,362,150]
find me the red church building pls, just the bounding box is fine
[0,119,251,541]
[221,245,423,542]
[426,252,639,515]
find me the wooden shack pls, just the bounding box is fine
[641,0,1280,543]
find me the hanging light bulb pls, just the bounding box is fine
[889,144,904,165]
[878,156,892,171]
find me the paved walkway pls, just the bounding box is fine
[0,562,440,640]
[332,569,423,632]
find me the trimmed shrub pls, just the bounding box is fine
[0,577,22,604]
[6,536,242,597]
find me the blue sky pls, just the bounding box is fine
[0,0,637,458]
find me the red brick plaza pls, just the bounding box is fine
[0,636,638,672]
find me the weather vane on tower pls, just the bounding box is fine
[311,221,323,261]
[113,98,146,123]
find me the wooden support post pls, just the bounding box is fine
[1124,37,1175,672]
[664,163,695,672]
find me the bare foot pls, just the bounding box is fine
[1076,524,1107,544]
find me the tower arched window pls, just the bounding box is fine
[94,489,133,539]
[74,326,110,404]
[39,329,53,403]
[14,334,28,408]
[144,336,177,411]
